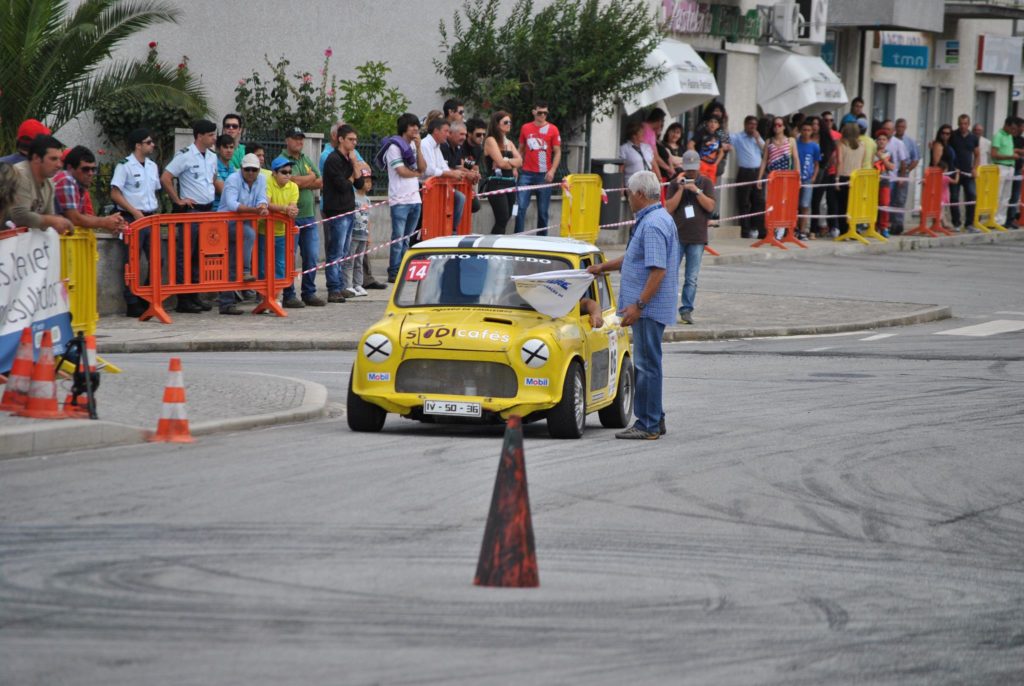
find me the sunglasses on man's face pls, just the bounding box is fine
[79,165,98,173]
[223,123,240,130]
[243,167,260,172]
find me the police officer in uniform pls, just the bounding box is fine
[161,119,218,312]
[110,128,160,317]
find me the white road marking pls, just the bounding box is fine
[745,331,870,341]
[859,333,897,342]
[995,311,1024,316]
[935,320,1024,337]
[806,346,833,352]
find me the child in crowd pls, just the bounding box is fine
[342,164,372,297]
[691,115,723,183]
[874,132,895,236]
[796,121,821,240]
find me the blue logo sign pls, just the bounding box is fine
[882,45,929,70]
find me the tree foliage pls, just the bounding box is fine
[234,51,339,135]
[338,62,411,140]
[93,44,210,167]
[435,0,664,138]
[0,0,209,155]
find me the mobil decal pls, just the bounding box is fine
[367,371,391,382]
[523,377,549,387]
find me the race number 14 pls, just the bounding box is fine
[405,259,430,282]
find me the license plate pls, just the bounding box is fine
[423,399,482,417]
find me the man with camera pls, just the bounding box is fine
[664,150,715,325]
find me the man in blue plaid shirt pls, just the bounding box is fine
[589,171,679,440]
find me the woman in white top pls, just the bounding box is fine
[620,121,654,179]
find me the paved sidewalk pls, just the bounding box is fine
[92,228,1016,353]
[4,228,1018,459]
[0,365,326,460]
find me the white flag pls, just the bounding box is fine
[511,269,594,318]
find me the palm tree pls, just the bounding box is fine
[0,0,209,154]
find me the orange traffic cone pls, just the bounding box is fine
[149,357,193,442]
[15,330,65,420]
[474,415,539,588]
[1,328,34,412]
[62,335,99,418]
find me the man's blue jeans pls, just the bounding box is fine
[257,234,286,281]
[515,170,553,235]
[218,221,256,307]
[453,190,466,232]
[949,176,977,228]
[388,203,422,278]
[324,215,354,293]
[286,218,320,300]
[678,242,704,313]
[631,316,666,434]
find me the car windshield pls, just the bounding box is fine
[394,251,573,309]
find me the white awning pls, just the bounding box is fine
[627,39,719,115]
[757,47,848,116]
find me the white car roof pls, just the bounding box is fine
[412,234,600,256]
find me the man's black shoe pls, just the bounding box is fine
[219,305,244,315]
[196,297,213,311]
[386,275,397,283]
[175,300,203,314]
[364,281,388,290]
[659,416,666,436]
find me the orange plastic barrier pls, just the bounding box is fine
[906,167,953,238]
[125,211,296,324]
[421,177,475,240]
[752,170,805,250]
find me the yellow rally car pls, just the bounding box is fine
[347,235,634,438]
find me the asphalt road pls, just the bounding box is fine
[2,245,1022,685]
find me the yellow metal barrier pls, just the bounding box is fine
[59,229,121,373]
[972,164,1007,233]
[60,229,100,335]
[836,168,886,244]
[560,174,602,244]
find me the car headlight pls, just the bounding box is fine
[363,333,392,362]
[520,338,550,368]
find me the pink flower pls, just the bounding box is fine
[324,48,333,58]
[177,63,185,70]
[327,89,335,97]
[238,79,246,86]
[303,73,313,83]
[97,149,106,156]
[148,41,157,49]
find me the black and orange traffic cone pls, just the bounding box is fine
[474,415,539,587]
[0,328,34,412]
[15,330,65,420]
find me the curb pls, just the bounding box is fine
[98,338,360,354]
[664,305,952,342]
[704,226,1024,266]
[0,374,329,461]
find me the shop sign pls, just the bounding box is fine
[936,40,959,70]
[879,31,929,70]
[977,34,1023,76]
[663,0,762,43]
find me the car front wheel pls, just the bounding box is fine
[347,370,386,432]
[599,355,633,429]
[547,361,585,439]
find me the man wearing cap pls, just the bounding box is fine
[161,119,219,313]
[664,150,715,326]
[218,153,267,315]
[280,127,325,306]
[110,128,161,317]
[0,119,52,166]
[9,135,73,235]
[259,156,300,305]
